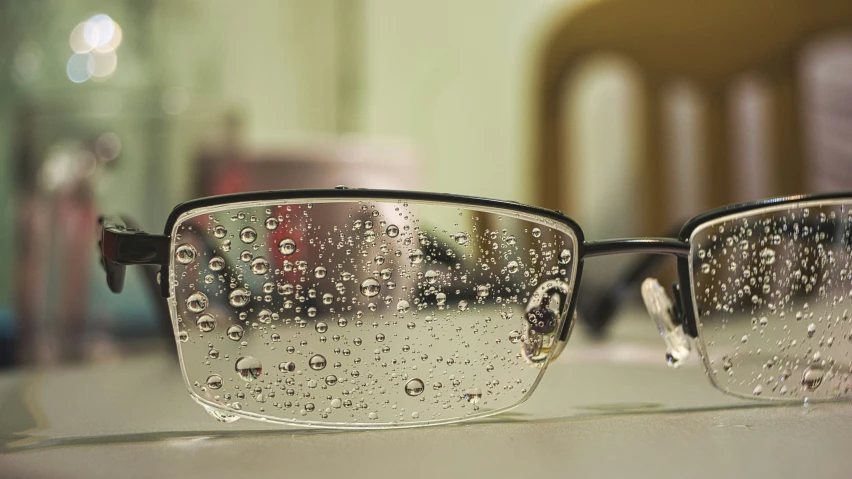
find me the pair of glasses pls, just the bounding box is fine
[100,187,852,429]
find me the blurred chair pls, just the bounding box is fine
[533,0,852,236]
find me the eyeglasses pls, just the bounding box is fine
[99,188,852,429]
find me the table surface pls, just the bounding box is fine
[1,309,850,478]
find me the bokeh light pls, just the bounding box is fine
[67,14,122,83]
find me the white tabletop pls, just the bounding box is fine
[1,310,850,478]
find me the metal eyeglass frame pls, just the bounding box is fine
[99,187,852,417]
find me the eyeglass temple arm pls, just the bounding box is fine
[579,223,686,338]
[98,215,170,293]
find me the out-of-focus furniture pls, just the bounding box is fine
[533,0,852,235]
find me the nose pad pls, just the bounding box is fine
[522,280,572,366]
[549,311,576,361]
[641,278,692,368]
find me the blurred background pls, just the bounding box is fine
[1,0,851,367]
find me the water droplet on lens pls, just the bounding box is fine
[222,240,232,252]
[559,249,572,264]
[314,266,327,279]
[278,238,297,255]
[265,217,279,230]
[177,330,188,342]
[176,244,197,264]
[508,330,521,343]
[213,225,227,239]
[186,292,209,313]
[227,325,244,341]
[322,293,333,305]
[229,288,250,307]
[196,314,216,332]
[409,249,424,264]
[458,300,469,311]
[240,250,253,262]
[397,300,410,313]
[315,321,328,333]
[364,230,377,243]
[250,257,269,275]
[463,388,482,403]
[375,333,385,342]
[239,227,257,244]
[278,361,296,372]
[425,270,438,284]
[759,247,776,265]
[505,235,517,245]
[331,398,342,408]
[454,232,470,246]
[752,385,763,396]
[235,356,262,381]
[436,292,447,305]
[802,365,825,391]
[476,284,490,298]
[309,354,327,370]
[807,323,816,338]
[700,263,711,274]
[405,378,424,396]
[257,309,272,324]
[360,278,381,297]
[206,375,223,389]
[208,256,225,271]
[325,375,337,386]
[532,228,541,238]
[386,224,400,237]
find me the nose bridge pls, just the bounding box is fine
[582,238,690,258]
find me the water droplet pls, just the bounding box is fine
[752,385,763,396]
[454,232,470,246]
[436,292,447,305]
[314,266,327,279]
[206,375,223,389]
[325,375,338,386]
[802,365,825,391]
[186,292,209,313]
[759,247,776,265]
[368,412,378,420]
[458,300,469,311]
[196,314,216,332]
[532,228,541,238]
[375,333,385,342]
[222,240,232,252]
[360,278,381,298]
[807,323,817,338]
[235,356,262,381]
[432,382,442,390]
[463,388,482,404]
[425,270,438,284]
[278,361,296,372]
[257,309,272,324]
[322,293,333,305]
[386,224,400,237]
[177,330,188,342]
[239,227,257,244]
[508,330,521,343]
[407,322,416,330]
[476,284,490,298]
[250,257,269,275]
[409,249,424,264]
[331,398,343,408]
[353,337,363,346]
[559,249,572,264]
[315,321,328,333]
[505,235,517,245]
[208,256,225,272]
[213,225,227,239]
[227,325,244,341]
[240,250,253,262]
[176,244,197,264]
[271,333,281,342]
[404,378,424,396]
[309,354,327,370]
[265,217,279,230]
[700,263,711,274]
[397,300,410,313]
[229,288,251,307]
[278,238,297,255]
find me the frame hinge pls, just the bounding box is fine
[101,220,170,266]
